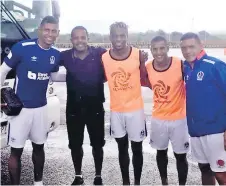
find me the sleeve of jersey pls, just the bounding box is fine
[52,65,59,72]
[51,53,61,72]
[4,43,22,68]
[214,61,226,95]
[59,51,65,66]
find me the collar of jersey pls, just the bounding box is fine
[36,39,52,50]
[73,46,93,57]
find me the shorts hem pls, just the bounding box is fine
[129,137,146,142]
[152,116,187,121]
[210,167,226,173]
[173,150,190,154]
[111,133,127,139]
[192,158,208,164]
[30,139,47,145]
[150,145,168,151]
[8,143,25,149]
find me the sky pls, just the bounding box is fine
[58,0,225,34]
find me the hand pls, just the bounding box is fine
[224,131,226,151]
[140,50,148,63]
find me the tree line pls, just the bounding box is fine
[56,30,226,44]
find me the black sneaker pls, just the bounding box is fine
[72,175,84,185]
[93,176,103,185]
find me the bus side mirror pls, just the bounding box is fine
[32,1,46,18]
[32,0,60,20]
[52,0,60,20]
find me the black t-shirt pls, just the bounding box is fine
[60,46,107,107]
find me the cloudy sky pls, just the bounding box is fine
[57,0,225,34]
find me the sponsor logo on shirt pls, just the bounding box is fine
[27,71,50,80]
[111,67,132,91]
[153,80,171,104]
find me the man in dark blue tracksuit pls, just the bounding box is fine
[180,32,226,185]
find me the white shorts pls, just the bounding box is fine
[8,106,49,148]
[191,133,226,172]
[150,118,190,154]
[110,109,147,142]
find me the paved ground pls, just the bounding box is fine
[1,83,202,185]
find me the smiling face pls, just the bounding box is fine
[38,23,59,47]
[70,28,88,52]
[151,40,169,63]
[110,26,128,51]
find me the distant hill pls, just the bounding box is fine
[56,30,226,44]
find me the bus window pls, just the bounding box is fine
[1,11,24,40]
[2,0,60,39]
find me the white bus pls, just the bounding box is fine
[1,0,61,148]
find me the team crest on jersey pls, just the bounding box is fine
[217,159,225,168]
[50,56,55,64]
[197,71,204,81]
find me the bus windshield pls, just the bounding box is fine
[1,0,60,39]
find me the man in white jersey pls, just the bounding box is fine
[0,16,62,185]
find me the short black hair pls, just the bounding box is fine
[151,36,167,44]
[110,22,128,35]
[180,32,201,43]
[40,16,58,26]
[71,26,88,37]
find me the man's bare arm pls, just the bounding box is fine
[0,62,12,87]
[140,62,152,89]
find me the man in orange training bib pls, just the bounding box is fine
[145,36,189,185]
[102,22,147,185]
